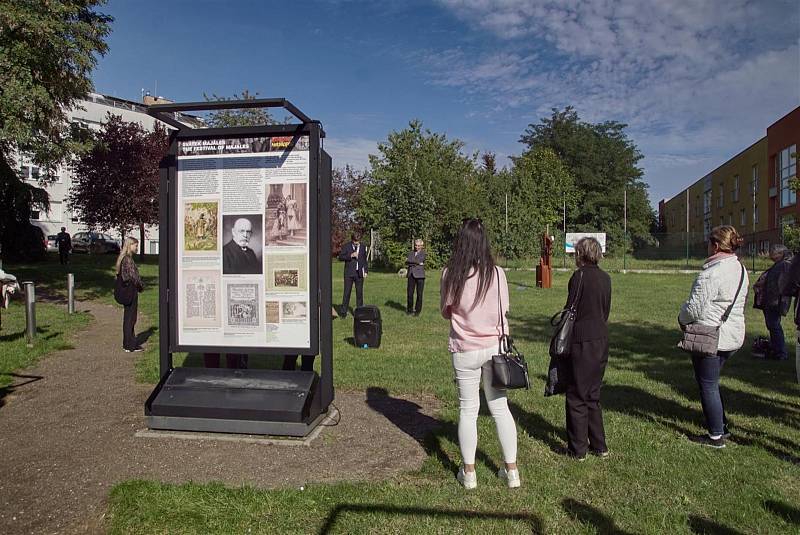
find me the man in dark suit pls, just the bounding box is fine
[406,239,426,316]
[223,218,261,274]
[56,227,71,265]
[338,232,368,318]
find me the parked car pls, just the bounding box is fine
[71,232,121,254]
[46,235,59,252]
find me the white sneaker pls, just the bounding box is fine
[456,467,477,490]
[497,467,521,488]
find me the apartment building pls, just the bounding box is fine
[659,106,799,254]
[17,92,200,254]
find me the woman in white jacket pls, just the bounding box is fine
[679,225,748,448]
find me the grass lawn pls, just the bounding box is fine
[0,298,90,388]
[6,254,800,533]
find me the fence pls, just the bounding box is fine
[497,229,783,272]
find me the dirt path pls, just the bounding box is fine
[0,300,440,534]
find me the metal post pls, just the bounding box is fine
[505,193,508,234]
[23,281,35,347]
[563,197,567,269]
[685,189,690,268]
[623,187,628,271]
[67,273,75,314]
[752,174,757,272]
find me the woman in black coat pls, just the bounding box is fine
[564,237,612,460]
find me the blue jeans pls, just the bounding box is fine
[691,351,733,437]
[763,307,787,359]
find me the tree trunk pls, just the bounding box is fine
[139,222,146,261]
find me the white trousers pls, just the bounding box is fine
[451,345,518,465]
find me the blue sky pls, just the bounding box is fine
[92,0,800,206]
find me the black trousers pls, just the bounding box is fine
[565,337,608,456]
[122,293,138,350]
[341,276,364,315]
[59,249,69,265]
[282,354,315,371]
[406,277,425,313]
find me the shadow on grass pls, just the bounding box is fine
[687,515,745,534]
[317,503,544,534]
[0,372,43,408]
[561,498,635,535]
[365,386,499,476]
[508,400,566,454]
[136,326,157,347]
[383,300,407,313]
[0,325,51,343]
[5,252,158,302]
[763,499,800,525]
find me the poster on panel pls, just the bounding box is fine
[175,135,311,349]
[565,232,607,253]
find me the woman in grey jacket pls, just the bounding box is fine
[406,239,426,316]
[679,226,748,448]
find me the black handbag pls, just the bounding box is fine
[491,267,530,390]
[114,273,135,306]
[549,270,584,359]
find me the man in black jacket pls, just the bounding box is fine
[405,239,426,316]
[338,232,368,318]
[56,227,71,265]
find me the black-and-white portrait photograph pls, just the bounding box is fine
[222,214,263,274]
[265,182,307,247]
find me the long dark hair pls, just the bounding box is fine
[442,219,495,310]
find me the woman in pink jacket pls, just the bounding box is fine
[440,218,519,490]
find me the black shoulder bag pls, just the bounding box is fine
[544,270,584,397]
[114,272,135,306]
[549,270,584,359]
[491,267,530,390]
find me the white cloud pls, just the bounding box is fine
[323,137,378,171]
[431,0,800,204]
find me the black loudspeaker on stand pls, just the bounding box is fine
[354,305,382,348]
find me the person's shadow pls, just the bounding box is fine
[365,386,499,475]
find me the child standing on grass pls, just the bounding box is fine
[440,218,520,490]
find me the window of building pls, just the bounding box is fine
[720,215,724,225]
[704,190,712,215]
[718,183,724,208]
[728,214,733,225]
[740,208,746,226]
[754,204,759,225]
[778,144,797,207]
[732,175,739,202]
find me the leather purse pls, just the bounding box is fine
[491,267,530,390]
[678,264,745,358]
[549,270,584,359]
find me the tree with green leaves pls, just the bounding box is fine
[0,0,112,260]
[69,115,169,259]
[331,165,368,254]
[359,120,478,268]
[203,89,281,128]
[520,107,655,251]
[502,147,577,259]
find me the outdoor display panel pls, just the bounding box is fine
[145,99,333,437]
[174,133,317,351]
